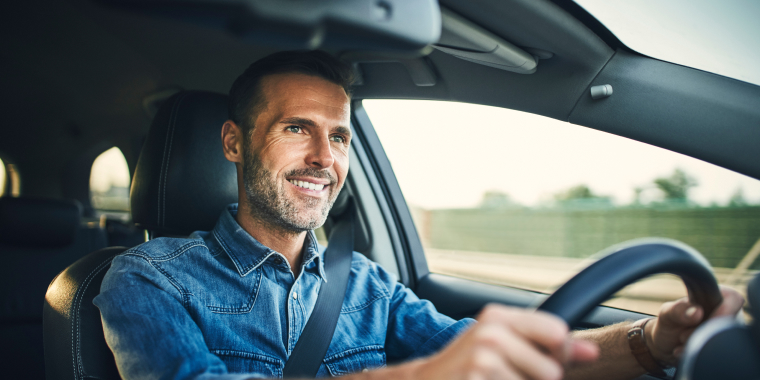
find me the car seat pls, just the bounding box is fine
[42,91,237,380]
[0,197,106,380]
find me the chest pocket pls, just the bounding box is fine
[213,350,282,377]
[324,345,386,376]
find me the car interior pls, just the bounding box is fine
[1,0,759,379]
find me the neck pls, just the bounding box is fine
[235,201,307,277]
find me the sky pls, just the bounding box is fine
[575,0,760,86]
[364,100,760,210]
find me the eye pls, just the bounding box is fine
[285,126,303,134]
[329,135,346,144]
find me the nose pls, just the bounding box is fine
[306,134,335,169]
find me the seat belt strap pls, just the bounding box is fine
[282,199,355,378]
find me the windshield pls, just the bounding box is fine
[575,0,760,86]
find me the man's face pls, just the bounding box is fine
[241,73,351,232]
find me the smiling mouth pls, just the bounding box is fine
[288,179,326,191]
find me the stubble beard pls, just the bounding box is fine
[242,146,339,234]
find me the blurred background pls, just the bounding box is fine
[365,99,760,316]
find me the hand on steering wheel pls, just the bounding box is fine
[649,286,744,366]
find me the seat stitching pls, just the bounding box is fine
[71,257,114,379]
[157,93,186,226]
[161,92,189,226]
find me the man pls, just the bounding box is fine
[95,50,743,380]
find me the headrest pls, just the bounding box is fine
[0,197,82,247]
[131,91,238,236]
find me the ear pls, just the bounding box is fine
[221,120,244,164]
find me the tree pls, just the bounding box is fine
[728,188,747,207]
[479,190,517,209]
[554,184,603,201]
[653,168,697,201]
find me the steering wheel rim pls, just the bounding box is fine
[536,238,723,327]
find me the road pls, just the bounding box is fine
[425,248,754,316]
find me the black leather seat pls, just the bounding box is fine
[0,197,106,380]
[43,91,238,379]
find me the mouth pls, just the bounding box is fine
[287,178,329,192]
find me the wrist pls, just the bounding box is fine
[644,317,675,367]
[628,318,670,377]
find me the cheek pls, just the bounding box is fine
[333,152,350,183]
[256,137,304,169]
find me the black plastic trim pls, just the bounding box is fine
[570,49,760,181]
[549,0,627,52]
[346,121,410,285]
[416,273,651,329]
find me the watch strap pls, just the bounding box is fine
[627,318,667,377]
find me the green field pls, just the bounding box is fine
[413,205,760,269]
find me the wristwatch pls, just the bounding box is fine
[627,318,668,377]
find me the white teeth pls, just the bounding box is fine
[289,179,325,191]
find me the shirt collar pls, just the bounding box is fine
[211,204,326,280]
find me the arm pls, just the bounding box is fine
[94,254,257,380]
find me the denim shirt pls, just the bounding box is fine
[94,205,474,379]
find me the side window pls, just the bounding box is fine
[0,158,20,197]
[363,99,760,315]
[0,158,5,197]
[90,147,131,213]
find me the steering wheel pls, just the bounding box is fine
[536,238,723,328]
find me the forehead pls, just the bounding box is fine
[260,73,351,119]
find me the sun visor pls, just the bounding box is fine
[98,0,441,53]
[433,8,537,74]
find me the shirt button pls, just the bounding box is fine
[362,369,368,373]
[292,292,298,300]
[272,256,283,265]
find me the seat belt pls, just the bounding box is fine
[282,198,355,378]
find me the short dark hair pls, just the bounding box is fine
[228,50,355,136]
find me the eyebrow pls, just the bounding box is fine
[280,117,352,138]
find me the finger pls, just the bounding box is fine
[468,348,521,380]
[659,298,702,328]
[472,323,563,380]
[679,327,696,344]
[478,305,569,353]
[483,349,523,380]
[503,330,564,380]
[709,286,745,318]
